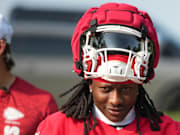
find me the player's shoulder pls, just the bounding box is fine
[43,111,80,124]
[14,76,57,106]
[140,114,179,128]
[40,111,68,125]
[35,111,71,134]
[159,115,180,128]
[160,115,180,134]
[161,115,178,122]
[15,76,52,95]
[47,111,66,120]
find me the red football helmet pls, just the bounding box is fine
[71,3,160,84]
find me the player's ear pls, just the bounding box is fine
[89,84,92,92]
[0,39,6,55]
[89,80,93,93]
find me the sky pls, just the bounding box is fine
[1,0,180,46]
[63,0,180,44]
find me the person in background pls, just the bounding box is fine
[35,3,180,135]
[0,13,58,135]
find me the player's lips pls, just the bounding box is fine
[107,107,124,116]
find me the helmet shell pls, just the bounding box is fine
[71,3,160,79]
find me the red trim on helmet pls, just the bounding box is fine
[85,54,138,83]
[93,78,135,84]
[93,54,134,73]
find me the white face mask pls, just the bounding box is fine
[96,60,135,82]
[81,25,152,84]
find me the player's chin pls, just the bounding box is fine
[105,108,128,122]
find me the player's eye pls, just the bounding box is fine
[120,87,134,95]
[100,87,113,92]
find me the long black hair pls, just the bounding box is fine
[2,43,15,71]
[59,79,163,135]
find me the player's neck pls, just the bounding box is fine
[0,63,15,89]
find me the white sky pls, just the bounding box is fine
[64,0,180,42]
[1,0,180,45]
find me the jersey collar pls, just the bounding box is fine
[93,104,136,128]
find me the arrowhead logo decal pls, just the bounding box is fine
[3,107,24,121]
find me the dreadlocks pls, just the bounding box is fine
[136,85,163,135]
[59,80,163,135]
[59,79,97,135]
